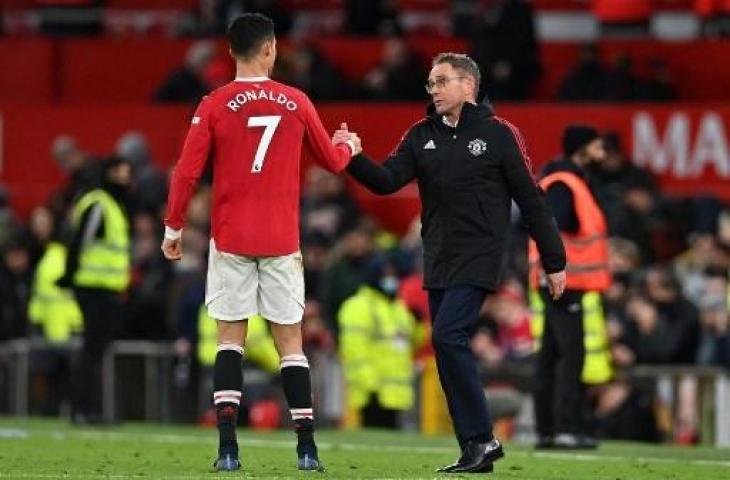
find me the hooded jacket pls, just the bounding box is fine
[347,99,565,290]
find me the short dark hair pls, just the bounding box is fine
[432,52,481,91]
[227,13,275,59]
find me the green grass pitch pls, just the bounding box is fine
[0,417,728,479]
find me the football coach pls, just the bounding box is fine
[334,52,566,474]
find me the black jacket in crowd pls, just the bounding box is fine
[541,157,585,234]
[346,100,565,290]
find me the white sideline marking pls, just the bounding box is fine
[0,428,27,439]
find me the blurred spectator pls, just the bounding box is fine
[472,282,534,427]
[605,53,639,101]
[319,227,376,335]
[644,268,700,363]
[615,268,700,366]
[473,283,533,369]
[302,300,335,354]
[301,166,361,244]
[451,0,481,37]
[695,266,730,367]
[591,133,655,209]
[638,57,676,101]
[154,41,215,104]
[27,234,82,416]
[594,380,661,442]
[674,233,725,302]
[26,206,56,268]
[345,0,401,35]
[0,185,21,249]
[718,208,730,249]
[115,131,168,215]
[126,212,172,340]
[690,196,725,235]
[604,238,641,332]
[360,37,426,100]
[557,44,608,102]
[47,135,98,225]
[608,181,659,265]
[58,156,134,424]
[470,0,540,100]
[186,188,213,234]
[301,232,330,302]
[338,255,420,428]
[590,132,658,263]
[0,236,32,341]
[274,45,348,100]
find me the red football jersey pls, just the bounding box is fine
[164,77,351,256]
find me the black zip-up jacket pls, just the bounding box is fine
[346,100,565,290]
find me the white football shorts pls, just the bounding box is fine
[205,239,305,325]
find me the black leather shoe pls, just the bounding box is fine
[437,438,504,474]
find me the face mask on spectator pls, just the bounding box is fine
[380,275,399,297]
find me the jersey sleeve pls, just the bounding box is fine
[300,92,351,173]
[164,98,213,230]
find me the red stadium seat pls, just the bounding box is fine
[593,0,652,23]
[105,0,198,9]
[694,0,730,15]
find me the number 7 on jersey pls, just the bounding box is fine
[247,115,281,173]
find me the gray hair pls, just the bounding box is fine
[432,52,481,92]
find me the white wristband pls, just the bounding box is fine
[345,139,357,156]
[164,226,182,240]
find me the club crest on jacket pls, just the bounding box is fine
[468,139,487,157]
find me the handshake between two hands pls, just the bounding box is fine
[331,122,363,156]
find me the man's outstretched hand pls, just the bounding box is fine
[332,122,362,156]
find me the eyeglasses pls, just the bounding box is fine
[425,76,466,94]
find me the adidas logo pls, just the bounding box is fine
[424,140,436,150]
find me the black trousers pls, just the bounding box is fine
[534,289,585,436]
[72,287,121,418]
[429,285,493,447]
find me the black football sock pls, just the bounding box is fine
[280,354,316,451]
[213,344,244,455]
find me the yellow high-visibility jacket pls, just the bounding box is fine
[338,285,421,411]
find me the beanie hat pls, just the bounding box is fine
[562,124,599,157]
